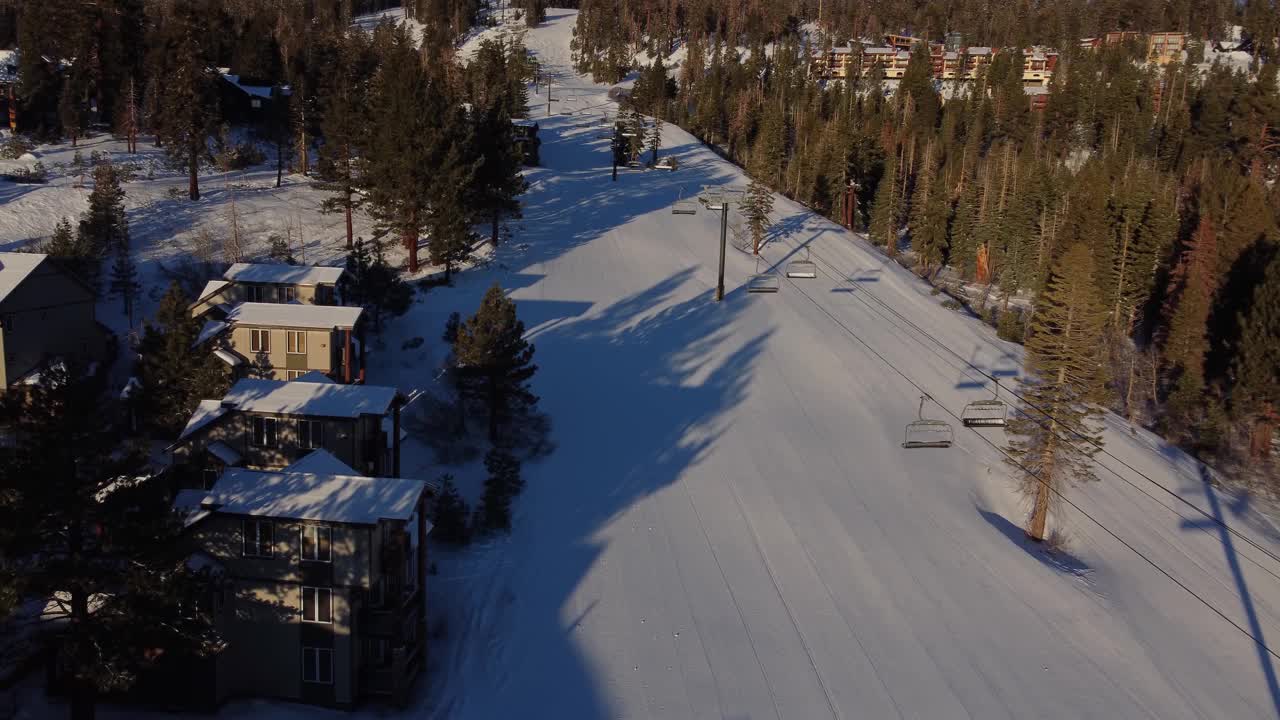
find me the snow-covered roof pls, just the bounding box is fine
[220,74,282,99]
[220,378,398,418]
[177,399,230,441]
[223,262,345,286]
[293,370,334,384]
[1024,86,1050,96]
[191,279,232,307]
[203,468,428,525]
[968,46,992,55]
[285,448,359,476]
[513,119,539,128]
[207,440,242,466]
[865,47,894,55]
[195,319,229,346]
[0,252,46,305]
[212,348,242,367]
[224,302,363,330]
[173,489,214,527]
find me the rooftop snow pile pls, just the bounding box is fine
[220,377,398,418]
[223,302,363,330]
[224,262,345,286]
[200,468,428,525]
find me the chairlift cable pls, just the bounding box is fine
[780,267,1280,662]
[794,236,1280,578]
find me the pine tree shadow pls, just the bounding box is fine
[421,267,771,719]
[976,506,1093,580]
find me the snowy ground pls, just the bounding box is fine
[9,8,1280,720]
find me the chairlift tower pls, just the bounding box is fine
[670,185,747,302]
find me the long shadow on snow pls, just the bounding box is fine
[455,267,771,718]
[976,507,1092,580]
[1179,463,1280,718]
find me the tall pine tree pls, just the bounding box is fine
[451,284,539,444]
[1007,243,1108,541]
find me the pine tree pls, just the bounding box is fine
[0,363,222,720]
[477,446,523,533]
[610,121,629,181]
[337,239,414,333]
[1161,216,1219,434]
[1234,254,1279,460]
[451,284,539,444]
[522,0,546,27]
[431,475,472,544]
[647,118,664,165]
[152,5,218,201]
[266,85,293,188]
[315,31,367,250]
[108,244,140,326]
[743,175,774,255]
[58,70,88,146]
[1007,242,1108,541]
[79,159,129,258]
[470,101,526,248]
[869,153,901,256]
[135,283,230,434]
[360,25,435,273]
[40,217,97,289]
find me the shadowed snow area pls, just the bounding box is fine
[7,8,1280,720]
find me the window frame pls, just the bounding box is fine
[286,330,307,355]
[298,418,323,450]
[280,286,297,303]
[250,328,271,353]
[301,586,333,624]
[241,519,274,558]
[250,416,278,448]
[301,524,332,563]
[301,647,333,685]
[285,369,306,380]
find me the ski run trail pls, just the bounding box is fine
[8,8,1280,720]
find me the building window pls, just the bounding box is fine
[247,285,266,303]
[279,286,297,302]
[302,647,332,684]
[301,586,332,624]
[1,313,13,332]
[298,419,323,449]
[251,416,278,447]
[316,285,333,305]
[242,519,273,557]
[250,328,270,353]
[301,525,332,562]
[286,370,307,380]
[286,331,306,355]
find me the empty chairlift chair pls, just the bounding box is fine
[786,247,818,279]
[672,189,698,215]
[903,395,954,448]
[747,257,781,294]
[961,382,1008,427]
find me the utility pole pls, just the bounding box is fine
[670,186,745,303]
[716,200,728,301]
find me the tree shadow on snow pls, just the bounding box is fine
[429,266,771,719]
[976,507,1093,580]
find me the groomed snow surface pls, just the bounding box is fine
[9,8,1280,720]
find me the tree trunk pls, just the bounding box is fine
[276,140,284,188]
[491,211,501,247]
[344,200,354,249]
[404,228,419,273]
[188,142,200,201]
[488,376,500,444]
[1027,475,1050,541]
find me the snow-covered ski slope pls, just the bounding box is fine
[432,10,1280,720]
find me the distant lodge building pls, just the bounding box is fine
[812,39,1055,87]
[812,30,1189,88]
